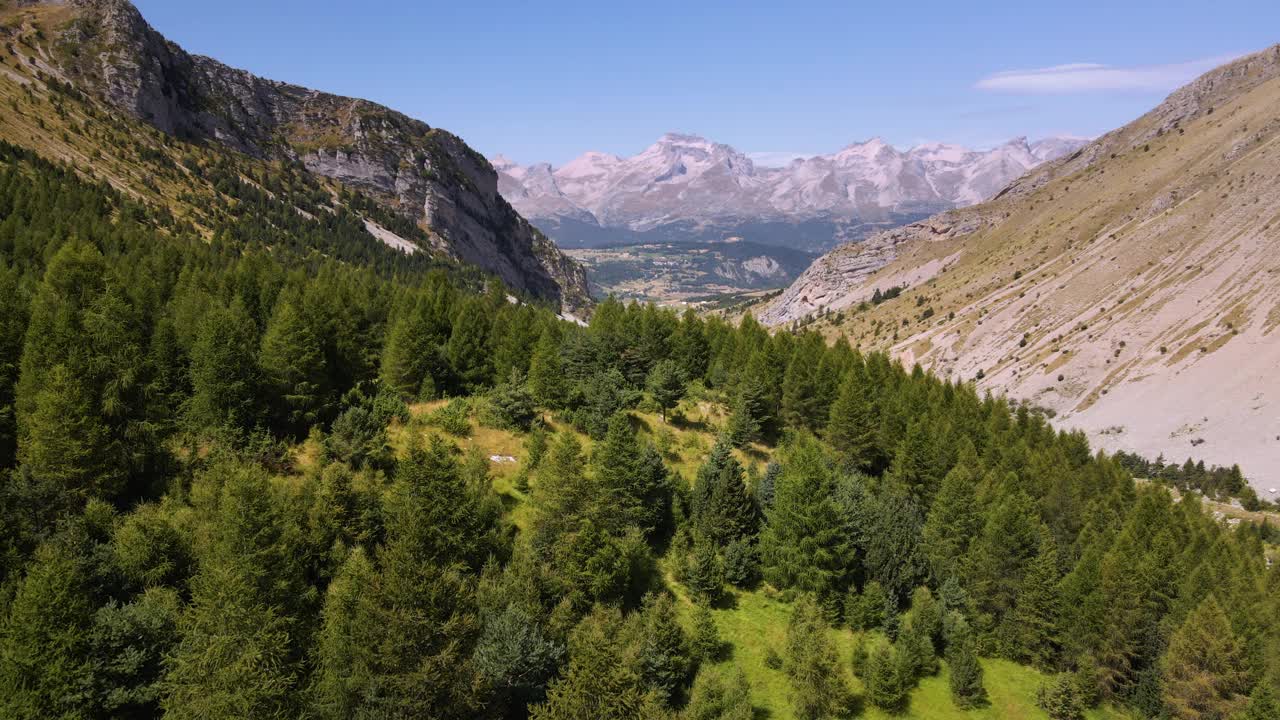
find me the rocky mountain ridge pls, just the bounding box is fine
[760,45,1280,491]
[13,0,590,313]
[495,133,1085,250]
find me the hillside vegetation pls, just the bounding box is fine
[760,46,1280,492]
[0,136,1278,720]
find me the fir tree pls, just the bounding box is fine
[187,303,262,433]
[259,294,328,437]
[1007,526,1062,668]
[784,596,853,720]
[447,296,494,392]
[946,616,988,709]
[645,359,686,422]
[920,464,981,584]
[759,435,852,601]
[689,605,723,664]
[532,608,648,720]
[826,369,878,472]
[528,328,567,409]
[864,642,909,713]
[684,668,753,720]
[690,436,758,547]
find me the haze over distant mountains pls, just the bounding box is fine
[494,134,1088,251]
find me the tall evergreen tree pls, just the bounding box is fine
[447,296,494,392]
[690,437,758,547]
[0,264,25,468]
[784,596,853,720]
[1161,595,1250,720]
[946,615,988,709]
[920,464,982,584]
[531,608,649,720]
[645,359,686,423]
[187,303,262,433]
[259,293,328,437]
[1006,526,1062,668]
[826,368,877,472]
[759,435,851,602]
[528,327,567,409]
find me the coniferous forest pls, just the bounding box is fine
[0,140,1278,720]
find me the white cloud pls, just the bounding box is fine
[975,55,1242,94]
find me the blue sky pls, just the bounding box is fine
[133,0,1279,166]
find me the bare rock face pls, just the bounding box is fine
[43,0,590,313]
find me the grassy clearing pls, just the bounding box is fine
[671,586,1135,720]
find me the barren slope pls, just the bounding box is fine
[762,45,1280,491]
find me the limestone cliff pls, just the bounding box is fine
[30,0,590,313]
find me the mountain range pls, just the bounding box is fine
[494,134,1088,251]
[760,44,1280,491]
[2,0,590,314]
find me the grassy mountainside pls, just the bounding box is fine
[761,45,1280,492]
[0,0,591,313]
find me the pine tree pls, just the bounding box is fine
[846,581,889,631]
[595,413,668,537]
[1036,674,1086,720]
[690,437,758,547]
[759,435,852,601]
[920,464,981,583]
[779,332,832,432]
[864,642,909,713]
[826,369,877,472]
[528,328,567,408]
[946,616,988,709]
[886,418,935,503]
[1234,683,1280,720]
[1161,595,1250,720]
[0,538,96,719]
[671,309,710,384]
[864,483,928,607]
[447,296,494,392]
[472,604,564,715]
[646,359,686,422]
[784,596,853,720]
[259,294,327,437]
[684,668,753,720]
[632,593,691,705]
[686,535,725,606]
[0,264,25,469]
[165,464,306,719]
[380,296,445,400]
[1007,526,1062,668]
[965,489,1041,638]
[311,548,377,720]
[689,605,723,664]
[187,303,262,433]
[532,608,648,720]
[18,363,115,500]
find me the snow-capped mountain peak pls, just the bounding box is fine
[492,132,1087,245]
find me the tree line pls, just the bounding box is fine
[0,139,1277,720]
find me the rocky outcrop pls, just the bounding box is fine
[39,0,591,313]
[758,210,987,325]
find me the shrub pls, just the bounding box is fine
[427,397,471,437]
